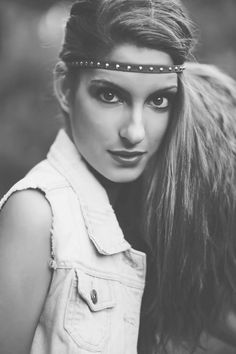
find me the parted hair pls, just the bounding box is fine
[59,0,195,65]
[56,0,195,122]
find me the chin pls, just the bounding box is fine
[105,169,143,183]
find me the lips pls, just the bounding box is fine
[108,149,147,166]
[109,150,146,157]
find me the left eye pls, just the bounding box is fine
[99,89,120,103]
[150,96,169,109]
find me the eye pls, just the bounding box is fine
[149,95,169,110]
[98,89,121,103]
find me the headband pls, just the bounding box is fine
[63,57,185,74]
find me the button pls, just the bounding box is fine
[90,289,98,304]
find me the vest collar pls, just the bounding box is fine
[47,129,131,255]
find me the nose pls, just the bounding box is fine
[119,105,145,145]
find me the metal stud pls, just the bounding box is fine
[65,58,185,74]
[90,289,98,304]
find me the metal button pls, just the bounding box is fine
[90,289,98,304]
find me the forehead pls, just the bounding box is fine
[109,43,174,66]
[79,43,178,91]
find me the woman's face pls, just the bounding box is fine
[69,44,178,182]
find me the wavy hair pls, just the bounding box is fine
[55,1,223,352]
[139,63,236,352]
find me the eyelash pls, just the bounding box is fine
[96,88,122,104]
[148,94,172,111]
[95,87,173,110]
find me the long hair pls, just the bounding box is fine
[56,1,206,352]
[139,63,236,352]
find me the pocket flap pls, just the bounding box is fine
[76,270,116,311]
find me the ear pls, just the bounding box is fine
[54,62,71,114]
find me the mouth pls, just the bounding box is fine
[108,150,147,166]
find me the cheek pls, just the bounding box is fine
[147,112,170,149]
[72,103,114,147]
[72,100,96,135]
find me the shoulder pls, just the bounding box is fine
[0,189,52,273]
[0,188,52,239]
[0,189,52,353]
[0,188,52,278]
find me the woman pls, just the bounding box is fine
[140,62,236,353]
[0,1,194,353]
[0,1,234,353]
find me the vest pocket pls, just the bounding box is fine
[64,269,116,351]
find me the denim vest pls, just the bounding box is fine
[0,130,146,354]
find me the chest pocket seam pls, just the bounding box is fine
[64,269,116,351]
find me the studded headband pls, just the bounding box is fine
[63,57,185,74]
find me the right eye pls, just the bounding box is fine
[98,89,121,103]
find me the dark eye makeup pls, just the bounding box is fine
[88,80,177,110]
[147,91,176,111]
[97,88,123,103]
[89,84,124,104]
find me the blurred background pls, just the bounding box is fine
[0,0,236,198]
[0,1,236,352]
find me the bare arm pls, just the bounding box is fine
[0,189,52,354]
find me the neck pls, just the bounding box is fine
[95,171,123,207]
[85,162,123,207]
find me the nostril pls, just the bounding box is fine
[119,121,145,146]
[120,135,138,148]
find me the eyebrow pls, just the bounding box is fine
[89,79,178,97]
